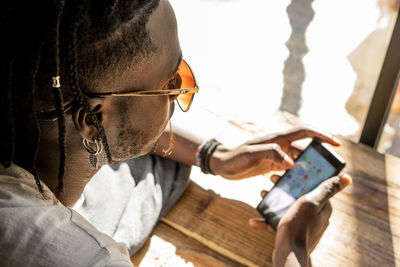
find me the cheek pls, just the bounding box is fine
[133,96,171,138]
[103,96,171,155]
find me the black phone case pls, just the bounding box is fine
[256,138,345,231]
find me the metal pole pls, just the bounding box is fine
[359,10,400,148]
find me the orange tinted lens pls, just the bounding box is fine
[176,60,196,111]
[177,60,195,89]
[177,93,194,111]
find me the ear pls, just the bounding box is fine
[72,98,105,140]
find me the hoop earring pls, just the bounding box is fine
[83,138,103,168]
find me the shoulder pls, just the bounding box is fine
[0,188,132,266]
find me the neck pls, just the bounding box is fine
[39,145,97,207]
[31,123,99,207]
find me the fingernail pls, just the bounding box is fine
[339,174,352,187]
[248,219,254,226]
[333,136,341,146]
[283,155,294,167]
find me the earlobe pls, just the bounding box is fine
[72,98,104,140]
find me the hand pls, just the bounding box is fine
[209,127,341,180]
[249,174,352,267]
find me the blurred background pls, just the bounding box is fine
[168,0,399,204]
[170,0,399,151]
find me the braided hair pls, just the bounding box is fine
[0,0,159,194]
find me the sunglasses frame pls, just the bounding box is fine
[87,59,199,112]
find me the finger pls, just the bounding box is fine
[270,174,281,184]
[248,218,274,232]
[306,174,352,211]
[251,144,295,170]
[283,128,341,146]
[265,144,295,169]
[287,146,302,160]
[260,190,268,198]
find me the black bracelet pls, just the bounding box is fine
[199,138,222,174]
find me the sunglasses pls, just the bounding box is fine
[87,59,199,112]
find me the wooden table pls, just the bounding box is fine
[132,126,400,266]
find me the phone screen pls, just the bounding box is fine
[260,145,340,220]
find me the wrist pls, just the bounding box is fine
[274,227,309,267]
[273,233,292,266]
[274,244,309,267]
[195,138,223,174]
[208,145,227,176]
[290,243,309,266]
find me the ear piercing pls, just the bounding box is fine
[82,138,103,168]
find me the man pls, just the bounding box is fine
[0,0,351,266]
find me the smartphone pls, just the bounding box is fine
[256,138,346,230]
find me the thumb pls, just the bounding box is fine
[306,174,352,211]
[245,143,295,170]
[260,144,295,169]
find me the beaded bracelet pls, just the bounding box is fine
[195,141,206,167]
[195,138,222,174]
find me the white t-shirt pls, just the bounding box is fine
[0,163,133,267]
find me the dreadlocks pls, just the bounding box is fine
[0,0,160,195]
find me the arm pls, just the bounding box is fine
[154,126,340,180]
[152,126,292,174]
[153,126,204,166]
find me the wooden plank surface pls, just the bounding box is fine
[162,182,275,267]
[310,139,400,266]
[161,137,400,266]
[132,222,245,266]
